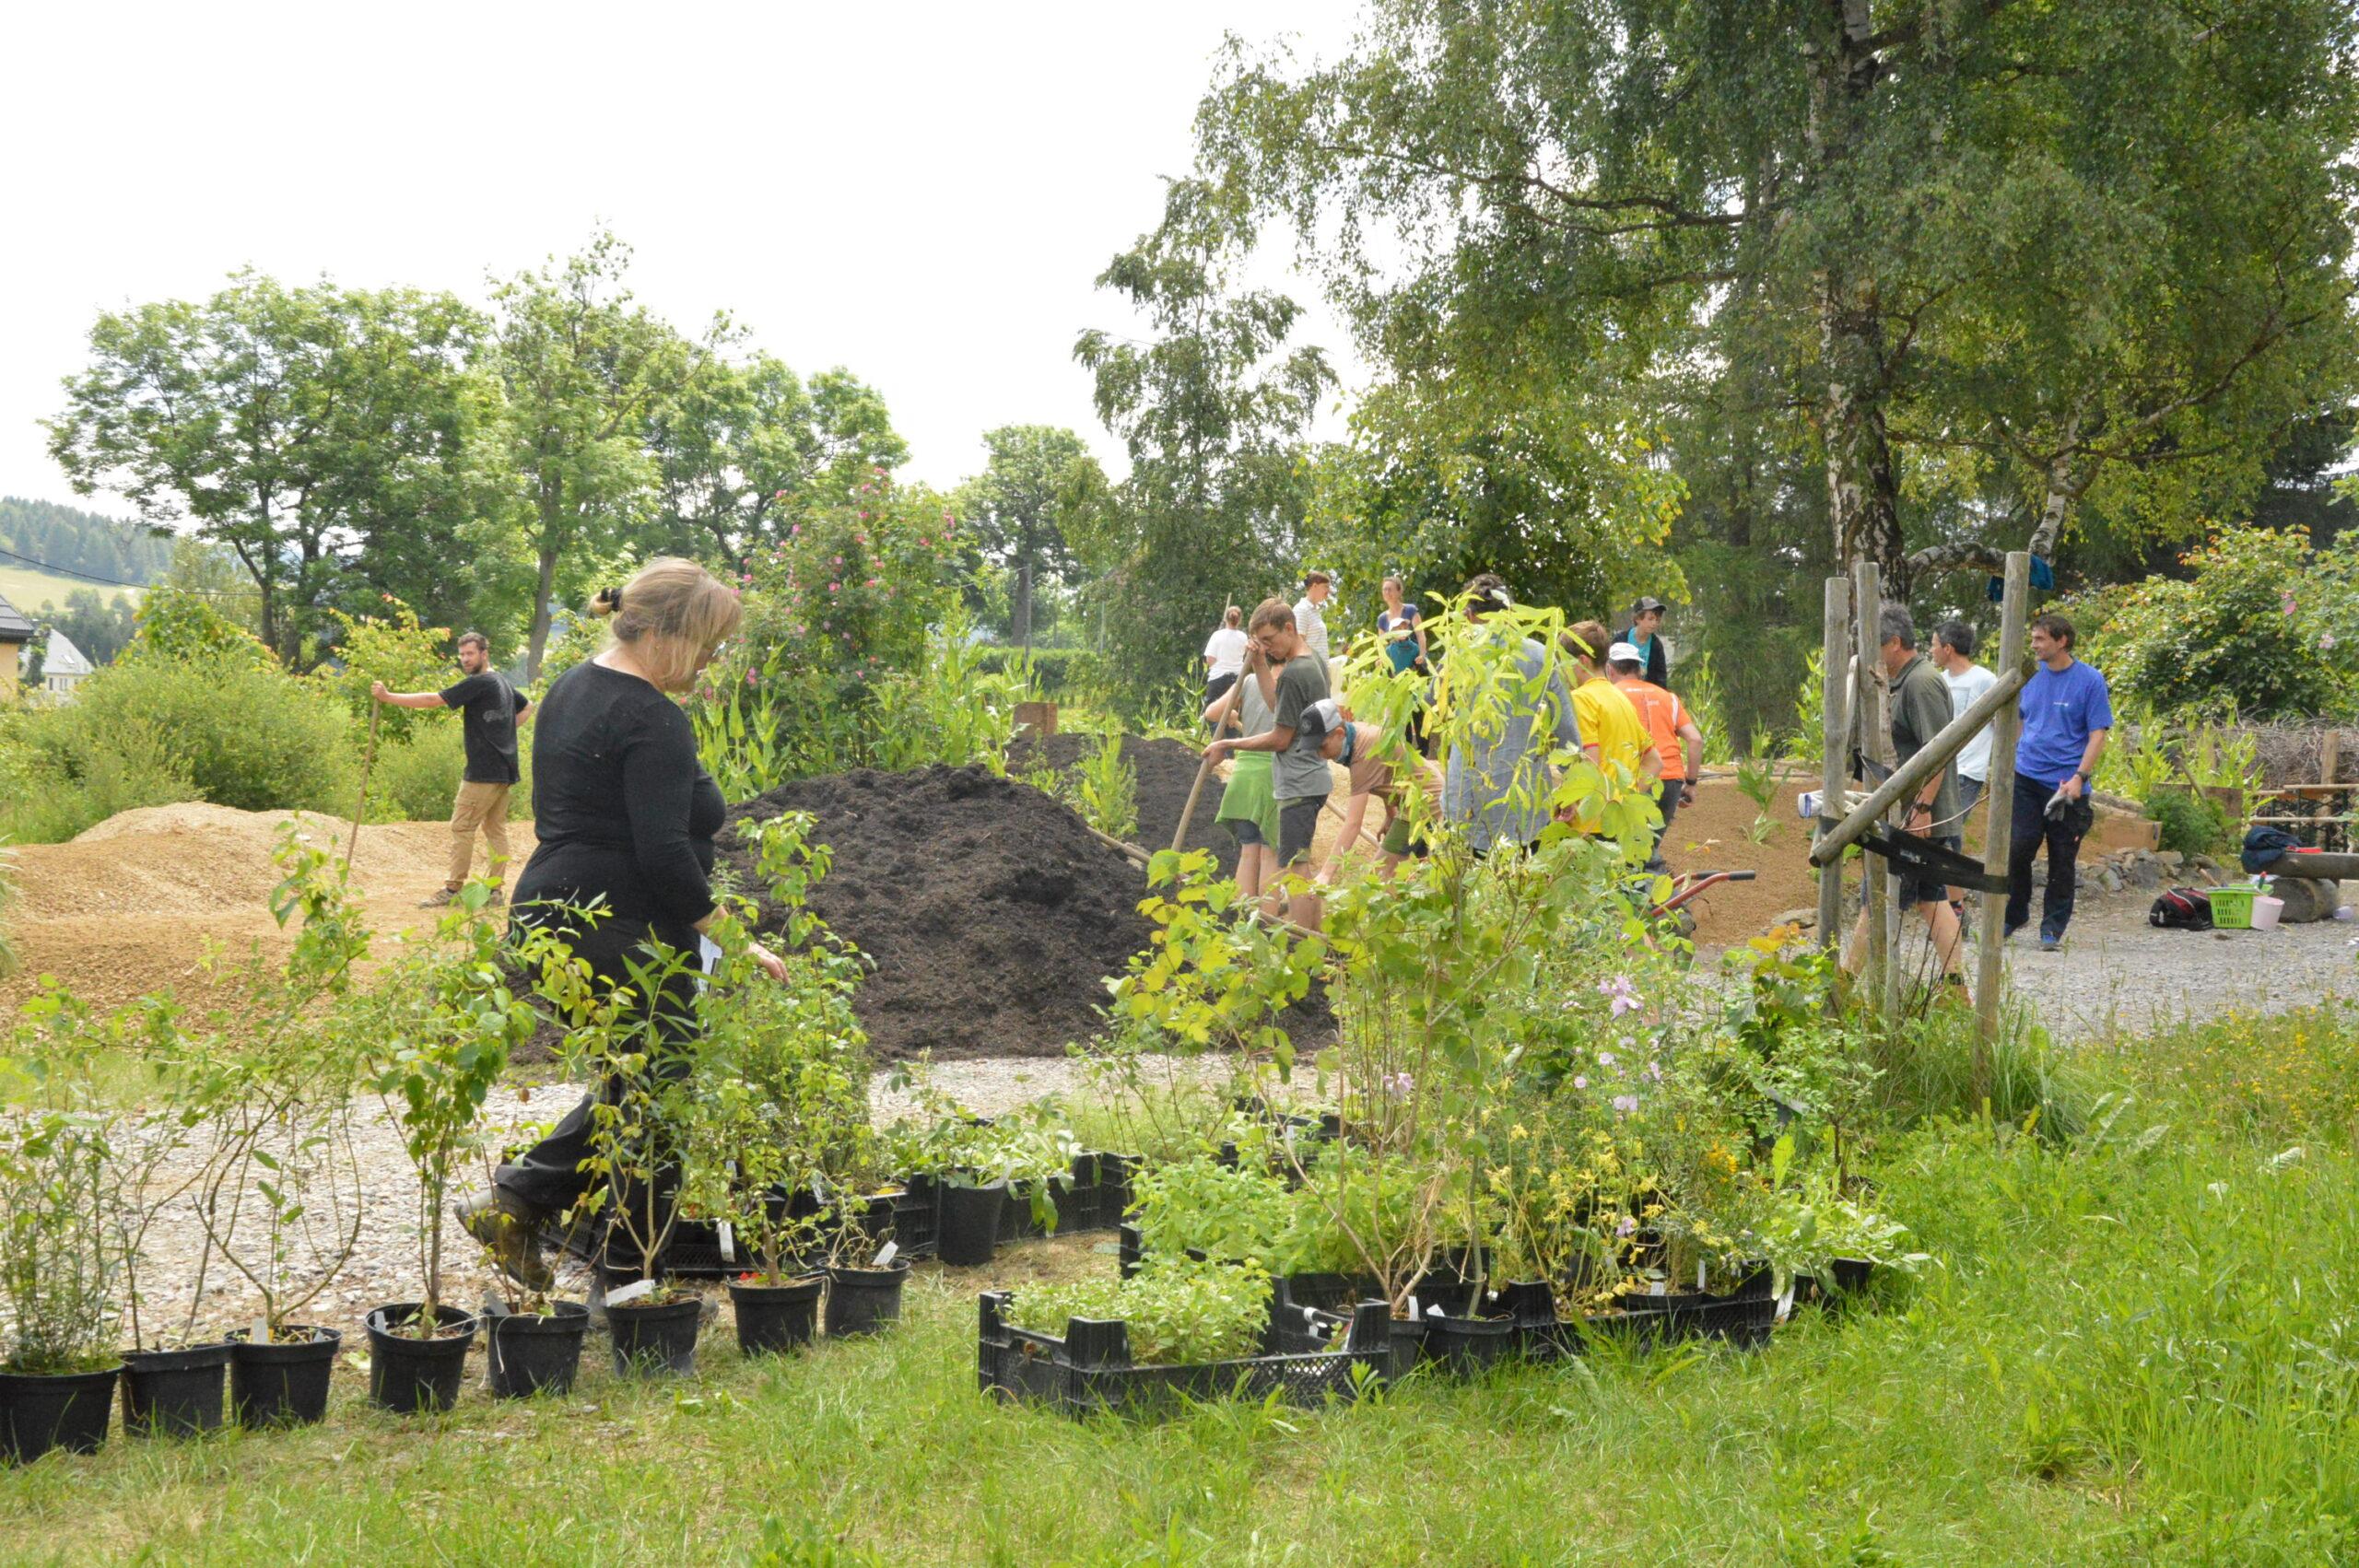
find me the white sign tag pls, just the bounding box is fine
[1407,1295,1421,1321]
[871,1240,898,1269]
[717,1222,735,1262]
[604,1279,657,1307]
[251,1315,272,1347]
[1774,1285,1796,1324]
[1697,1260,1708,1292]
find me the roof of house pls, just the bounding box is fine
[0,593,31,641]
[42,628,93,678]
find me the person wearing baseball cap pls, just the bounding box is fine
[1620,596,1671,687]
[1609,641,1704,868]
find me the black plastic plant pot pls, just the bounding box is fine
[608,1295,702,1377]
[121,1342,231,1438]
[365,1304,479,1415]
[228,1326,341,1429]
[1421,1312,1517,1375]
[937,1178,1008,1268]
[1387,1317,1430,1380]
[728,1276,823,1356]
[0,1363,122,1462]
[824,1258,911,1338]
[484,1302,589,1398]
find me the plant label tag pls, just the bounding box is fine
[1407,1295,1421,1321]
[251,1315,271,1347]
[1650,1280,1667,1297]
[1775,1285,1796,1323]
[604,1279,656,1307]
[698,935,722,974]
[812,1176,829,1202]
[1698,1260,1708,1292]
[872,1241,898,1269]
[1429,1303,1447,1316]
[717,1222,735,1262]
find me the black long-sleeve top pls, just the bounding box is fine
[512,661,725,949]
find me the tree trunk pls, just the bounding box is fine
[527,542,557,682]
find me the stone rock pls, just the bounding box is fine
[2158,850,2184,870]
[2130,861,2162,889]
[2267,876,2341,923]
[2100,870,2123,892]
[1770,907,1819,930]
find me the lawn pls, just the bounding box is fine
[5,1006,2358,1565]
[0,565,139,618]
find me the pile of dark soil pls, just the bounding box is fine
[720,765,1156,1060]
[1006,732,1238,874]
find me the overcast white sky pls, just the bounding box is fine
[1,0,1366,521]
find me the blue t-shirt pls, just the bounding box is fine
[2015,659,2114,786]
[1378,605,1423,673]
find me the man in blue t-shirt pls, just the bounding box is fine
[2004,613,2113,950]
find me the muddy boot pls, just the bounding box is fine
[455,1188,554,1293]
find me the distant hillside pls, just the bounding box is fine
[0,497,174,590]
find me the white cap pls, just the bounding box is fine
[1606,642,1644,665]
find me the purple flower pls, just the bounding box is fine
[2323,632,2340,651]
[1572,1074,1589,1090]
[1597,1051,1617,1067]
[1611,994,1643,1018]
[1615,1215,1637,1238]
[1612,1094,1640,1116]
[1647,1060,1663,1082]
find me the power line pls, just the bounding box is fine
[0,543,241,598]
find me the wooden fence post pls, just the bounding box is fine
[1853,560,1890,1012]
[1973,551,2032,1081]
[1816,577,1851,950]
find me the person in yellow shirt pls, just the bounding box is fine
[1558,619,1660,837]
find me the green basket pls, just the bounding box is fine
[2208,885,2259,930]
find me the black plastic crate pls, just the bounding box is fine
[979,1291,1391,1414]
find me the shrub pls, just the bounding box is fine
[2146,787,2233,858]
[317,596,457,745]
[2073,527,2359,720]
[117,585,273,671]
[370,725,534,824]
[971,646,1098,696]
[18,657,355,821]
[0,715,192,844]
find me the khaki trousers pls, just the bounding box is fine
[447,780,513,887]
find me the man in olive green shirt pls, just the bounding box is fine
[1844,604,1967,995]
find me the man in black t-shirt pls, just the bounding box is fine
[373,631,533,906]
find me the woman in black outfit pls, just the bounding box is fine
[458,558,785,1286]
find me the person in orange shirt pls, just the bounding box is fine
[1609,641,1705,869]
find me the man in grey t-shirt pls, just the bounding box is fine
[1206,597,1332,929]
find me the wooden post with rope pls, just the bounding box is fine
[1852,560,1893,1015]
[1815,576,1851,950]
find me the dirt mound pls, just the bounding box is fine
[1006,732,1238,872]
[73,802,353,844]
[721,766,1156,1060]
[16,805,353,922]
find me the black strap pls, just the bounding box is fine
[1859,825,2009,895]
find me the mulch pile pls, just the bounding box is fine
[1005,732,1238,874]
[721,765,1157,1060]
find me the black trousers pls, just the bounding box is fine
[494,907,702,1222]
[2004,775,2095,941]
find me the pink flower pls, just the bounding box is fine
[1572,1075,1589,1090]
[1612,1094,1639,1116]
[832,556,843,567]
[1597,1051,1616,1067]
[918,536,930,548]
[1611,994,1642,1018]
[865,578,879,588]
[828,582,840,593]
[2283,593,2299,614]
[745,669,758,685]
[2322,632,2340,651]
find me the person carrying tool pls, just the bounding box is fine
[372,631,533,907]
[1205,637,1281,907]
[1608,641,1704,866]
[1304,698,1436,884]
[454,560,791,1290]
[1843,603,1968,993]
[2005,613,2113,952]
[1205,597,1332,929]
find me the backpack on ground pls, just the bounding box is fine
[2148,886,2214,930]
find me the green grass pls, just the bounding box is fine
[9,1012,2359,1563]
[0,565,141,617]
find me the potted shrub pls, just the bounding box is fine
[358,883,560,1412]
[184,835,373,1428]
[546,930,716,1377]
[0,1105,130,1462]
[14,984,230,1439]
[819,1177,910,1339]
[688,814,874,1354]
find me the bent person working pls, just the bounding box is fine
[373,630,533,907]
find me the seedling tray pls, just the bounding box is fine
[979,1292,1391,1414]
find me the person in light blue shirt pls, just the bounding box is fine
[2004,613,2113,950]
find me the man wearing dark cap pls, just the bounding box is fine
[1621,597,1671,687]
